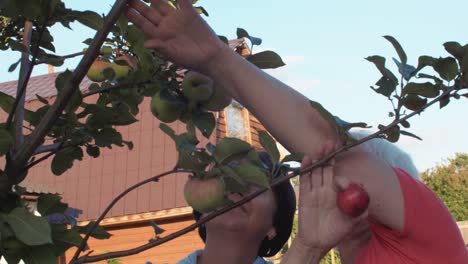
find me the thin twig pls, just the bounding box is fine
[35,51,86,65]
[6,12,50,129]
[24,142,67,171]
[73,84,460,264]
[69,169,193,263]
[82,79,152,98]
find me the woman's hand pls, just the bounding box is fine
[295,155,368,252]
[125,0,227,71]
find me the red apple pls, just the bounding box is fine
[337,183,370,217]
[184,177,226,213]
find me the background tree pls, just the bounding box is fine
[422,153,468,221]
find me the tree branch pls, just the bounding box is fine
[8,0,129,179]
[12,20,33,149]
[82,79,152,98]
[73,84,460,264]
[70,168,193,263]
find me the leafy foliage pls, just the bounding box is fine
[422,153,468,221]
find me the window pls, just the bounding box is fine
[225,101,251,142]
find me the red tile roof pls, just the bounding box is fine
[0,72,93,102]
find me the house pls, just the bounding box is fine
[0,39,284,264]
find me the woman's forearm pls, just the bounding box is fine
[202,46,338,156]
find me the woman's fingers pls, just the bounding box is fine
[311,165,322,189]
[125,7,157,37]
[322,162,334,188]
[150,0,175,15]
[178,0,194,10]
[129,0,163,25]
[300,155,313,193]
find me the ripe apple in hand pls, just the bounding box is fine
[184,177,226,213]
[337,183,370,217]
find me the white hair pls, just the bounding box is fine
[349,130,420,179]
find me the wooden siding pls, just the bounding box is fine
[0,95,215,221]
[64,216,204,264]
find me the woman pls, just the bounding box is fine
[126,0,468,263]
[177,153,297,264]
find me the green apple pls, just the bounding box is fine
[86,59,113,82]
[184,177,226,213]
[150,90,184,123]
[201,82,232,112]
[111,55,138,79]
[182,71,214,103]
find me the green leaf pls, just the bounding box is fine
[52,227,83,253]
[66,89,83,114]
[400,130,422,141]
[385,125,400,143]
[43,54,65,67]
[194,6,209,16]
[433,57,458,81]
[220,165,247,187]
[4,207,52,246]
[0,91,15,113]
[3,253,22,264]
[92,127,123,148]
[193,111,215,138]
[247,51,286,69]
[0,127,14,156]
[86,145,100,158]
[281,152,304,163]
[392,58,416,81]
[236,28,262,46]
[214,138,252,164]
[22,245,57,264]
[55,70,73,91]
[36,95,49,105]
[72,10,103,31]
[37,194,68,216]
[234,164,269,188]
[384,36,407,67]
[370,76,397,97]
[258,130,280,164]
[8,39,27,53]
[159,123,176,140]
[150,221,165,235]
[8,59,21,72]
[176,149,210,172]
[77,221,111,239]
[443,41,464,60]
[403,94,427,111]
[51,147,83,176]
[401,120,410,128]
[403,82,440,98]
[365,55,399,83]
[439,94,450,109]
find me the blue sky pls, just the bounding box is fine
[1,0,467,171]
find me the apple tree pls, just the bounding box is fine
[0,0,467,263]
